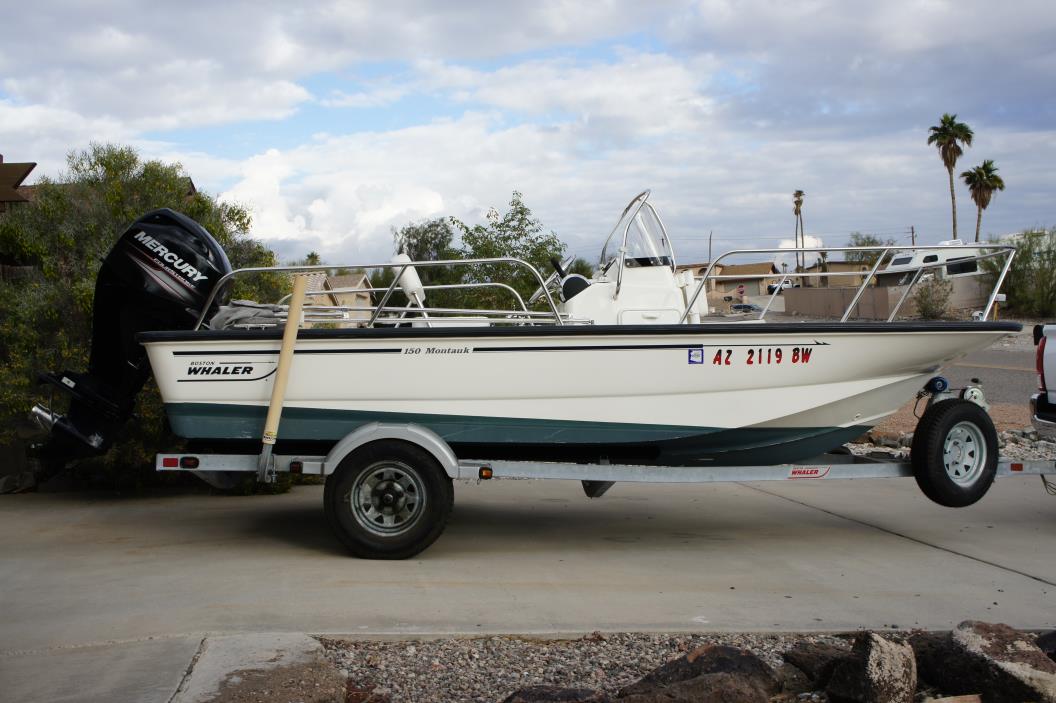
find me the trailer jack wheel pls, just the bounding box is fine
[911,399,998,507]
[324,440,453,559]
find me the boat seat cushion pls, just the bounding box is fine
[209,300,286,329]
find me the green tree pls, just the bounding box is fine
[982,228,1056,316]
[0,143,278,484]
[568,258,595,278]
[394,218,458,271]
[371,218,462,309]
[450,191,567,311]
[302,251,322,266]
[377,194,570,314]
[845,232,898,266]
[961,160,1006,243]
[927,113,974,239]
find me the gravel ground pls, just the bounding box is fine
[871,400,1031,436]
[847,429,1056,462]
[320,633,848,703]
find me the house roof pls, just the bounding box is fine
[717,262,779,276]
[803,261,871,272]
[328,272,370,290]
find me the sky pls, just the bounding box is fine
[2,0,1055,266]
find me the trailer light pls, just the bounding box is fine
[179,456,199,469]
[162,457,178,468]
[289,461,303,474]
[478,466,493,480]
[1011,463,1024,472]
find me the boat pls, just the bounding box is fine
[31,191,1019,469]
[877,239,986,286]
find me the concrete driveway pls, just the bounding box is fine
[2,477,1053,647]
[2,453,1055,702]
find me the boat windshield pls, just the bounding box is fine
[600,192,675,269]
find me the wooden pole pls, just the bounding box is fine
[257,274,309,481]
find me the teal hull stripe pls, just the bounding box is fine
[164,403,862,453]
[165,403,719,443]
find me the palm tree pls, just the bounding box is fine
[927,113,974,239]
[792,190,805,271]
[961,160,1006,242]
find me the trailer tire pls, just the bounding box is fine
[324,440,453,559]
[911,399,998,507]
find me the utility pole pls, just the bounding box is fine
[910,226,916,246]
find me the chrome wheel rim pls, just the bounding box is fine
[350,461,426,536]
[943,421,986,486]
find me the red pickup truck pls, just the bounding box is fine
[1032,324,1056,438]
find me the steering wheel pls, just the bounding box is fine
[527,255,575,305]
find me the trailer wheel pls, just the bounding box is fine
[324,440,453,559]
[911,399,998,507]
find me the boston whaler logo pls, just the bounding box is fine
[132,230,208,283]
[788,466,830,479]
[180,360,276,382]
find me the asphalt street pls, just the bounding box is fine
[948,348,1035,403]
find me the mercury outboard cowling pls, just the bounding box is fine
[32,208,232,467]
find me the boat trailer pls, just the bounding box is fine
[157,428,1056,490]
[155,417,1056,560]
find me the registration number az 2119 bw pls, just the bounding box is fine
[710,346,814,366]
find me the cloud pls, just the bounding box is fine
[321,85,409,109]
[668,0,1056,133]
[4,0,1053,273]
[415,52,719,138]
[776,235,826,272]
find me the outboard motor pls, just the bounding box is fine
[31,208,232,469]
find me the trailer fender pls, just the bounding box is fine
[323,422,459,478]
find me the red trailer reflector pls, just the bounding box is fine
[1011,463,1024,472]
[289,461,303,474]
[162,457,178,468]
[180,456,200,469]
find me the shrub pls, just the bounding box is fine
[914,276,953,319]
[0,144,282,489]
[983,228,1056,317]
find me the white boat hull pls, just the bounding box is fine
[141,321,1016,465]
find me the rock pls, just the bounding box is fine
[618,672,769,703]
[909,631,948,679]
[873,434,901,449]
[774,662,813,695]
[0,475,16,494]
[913,622,1056,703]
[346,683,391,703]
[782,641,853,687]
[826,632,916,703]
[1038,631,1056,663]
[502,686,609,702]
[617,644,778,698]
